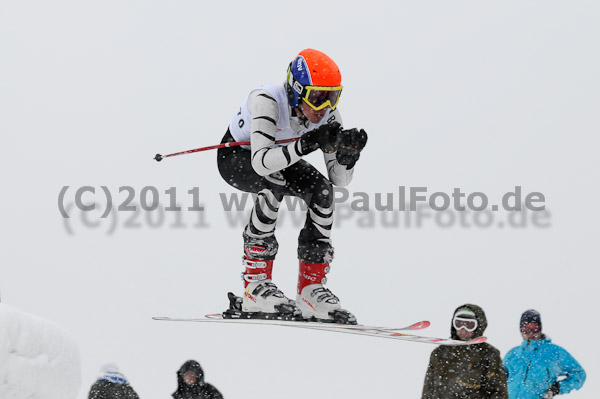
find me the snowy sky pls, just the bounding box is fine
[1,1,599,398]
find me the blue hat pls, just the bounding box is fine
[98,362,129,384]
[520,309,542,330]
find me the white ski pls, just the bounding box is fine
[152,316,486,346]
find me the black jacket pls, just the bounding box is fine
[172,360,223,399]
[422,304,508,399]
[88,380,140,399]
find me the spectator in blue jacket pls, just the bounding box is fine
[503,310,586,398]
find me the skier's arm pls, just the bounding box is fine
[206,384,224,399]
[554,347,586,394]
[324,152,354,186]
[482,346,509,399]
[248,90,304,176]
[502,349,516,385]
[421,350,438,399]
[322,109,354,187]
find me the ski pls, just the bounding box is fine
[153,315,429,332]
[152,316,486,346]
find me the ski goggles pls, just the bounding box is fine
[301,85,343,111]
[520,323,541,334]
[453,317,478,332]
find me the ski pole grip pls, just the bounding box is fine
[154,154,163,162]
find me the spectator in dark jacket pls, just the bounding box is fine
[88,363,139,399]
[422,304,508,399]
[173,360,223,399]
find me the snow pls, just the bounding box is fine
[1,1,599,398]
[0,304,81,399]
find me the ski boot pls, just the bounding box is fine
[223,256,302,321]
[296,260,357,324]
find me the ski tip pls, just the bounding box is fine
[409,321,431,330]
[467,336,488,345]
[204,314,224,320]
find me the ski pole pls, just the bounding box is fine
[154,137,301,162]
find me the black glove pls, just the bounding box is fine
[335,128,368,169]
[543,382,560,398]
[300,122,342,155]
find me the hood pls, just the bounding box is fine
[177,360,205,387]
[450,303,487,340]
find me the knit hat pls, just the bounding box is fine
[98,362,129,384]
[454,306,476,319]
[520,309,542,331]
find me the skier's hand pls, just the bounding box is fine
[300,122,342,155]
[543,382,560,398]
[335,128,368,169]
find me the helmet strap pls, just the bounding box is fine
[293,104,304,117]
[286,82,296,106]
[293,104,308,125]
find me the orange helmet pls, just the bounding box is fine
[286,49,343,110]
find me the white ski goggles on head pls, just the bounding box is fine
[453,317,478,332]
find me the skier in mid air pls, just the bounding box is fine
[217,49,367,324]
